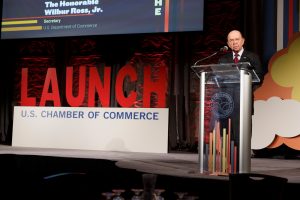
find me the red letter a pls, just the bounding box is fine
[40,68,61,106]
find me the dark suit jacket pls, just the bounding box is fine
[219,50,264,89]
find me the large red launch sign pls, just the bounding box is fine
[20,64,168,108]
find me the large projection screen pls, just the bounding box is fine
[1,0,204,39]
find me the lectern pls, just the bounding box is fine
[191,62,260,174]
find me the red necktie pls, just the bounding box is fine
[234,53,239,63]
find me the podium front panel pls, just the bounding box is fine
[199,72,241,175]
[195,65,253,175]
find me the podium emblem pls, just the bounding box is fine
[211,92,234,119]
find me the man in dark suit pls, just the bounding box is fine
[217,30,265,159]
[219,30,264,88]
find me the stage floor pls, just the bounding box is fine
[1,145,299,184]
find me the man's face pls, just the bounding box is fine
[227,31,245,52]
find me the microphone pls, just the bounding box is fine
[193,46,228,66]
[220,46,228,52]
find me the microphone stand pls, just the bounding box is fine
[191,50,223,87]
[193,46,228,66]
[193,51,219,66]
[191,50,219,79]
